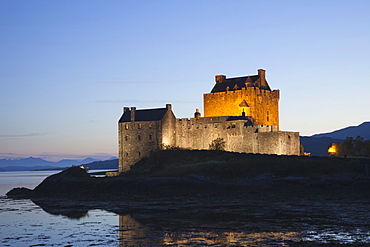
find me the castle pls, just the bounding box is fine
[118,69,300,172]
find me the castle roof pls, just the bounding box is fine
[119,107,169,122]
[211,70,271,93]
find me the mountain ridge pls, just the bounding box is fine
[0,157,118,171]
[310,121,370,140]
[301,121,370,156]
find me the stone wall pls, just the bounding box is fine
[203,87,280,129]
[118,106,177,172]
[175,117,299,156]
[118,120,162,172]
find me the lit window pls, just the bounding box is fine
[125,124,129,130]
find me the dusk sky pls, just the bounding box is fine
[1,0,369,161]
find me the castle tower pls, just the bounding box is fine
[203,69,280,129]
[117,104,176,172]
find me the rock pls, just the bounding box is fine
[6,187,33,198]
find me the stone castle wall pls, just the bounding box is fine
[118,114,299,172]
[118,108,177,172]
[175,117,299,155]
[203,87,280,129]
[118,120,161,172]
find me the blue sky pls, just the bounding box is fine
[1,0,369,161]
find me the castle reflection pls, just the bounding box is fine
[31,199,370,246]
[118,214,303,246]
[118,214,156,246]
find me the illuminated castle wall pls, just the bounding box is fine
[118,69,300,173]
[204,69,279,129]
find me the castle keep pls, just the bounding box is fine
[118,69,300,172]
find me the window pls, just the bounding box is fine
[149,135,152,140]
[214,124,218,128]
[125,152,129,156]
[267,111,270,122]
[137,135,141,141]
[138,152,141,156]
[138,123,142,129]
[125,124,129,130]
[125,136,128,141]
[149,123,153,129]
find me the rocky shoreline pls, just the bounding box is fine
[6,165,370,201]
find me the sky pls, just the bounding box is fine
[1,0,369,161]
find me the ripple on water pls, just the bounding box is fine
[1,198,370,246]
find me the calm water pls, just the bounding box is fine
[0,170,115,196]
[0,170,59,196]
[1,171,370,246]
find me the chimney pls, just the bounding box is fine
[123,107,129,113]
[258,69,266,86]
[130,107,136,122]
[194,109,201,119]
[215,75,226,84]
[166,104,172,111]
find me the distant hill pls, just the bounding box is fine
[301,121,370,156]
[54,157,100,167]
[82,159,118,170]
[300,137,344,156]
[0,157,118,172]
[311,122,370,140]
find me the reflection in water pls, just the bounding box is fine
[162,231,303,246]
[5,198,370,246]
[32,199,89,219]
[117,214,303,246]
[119,214,157,246]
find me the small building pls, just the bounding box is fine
[118,69,300,173]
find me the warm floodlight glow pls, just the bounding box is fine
[328,144,337,155]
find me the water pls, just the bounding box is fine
[0,170,116,196]
[1,171,370,246]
